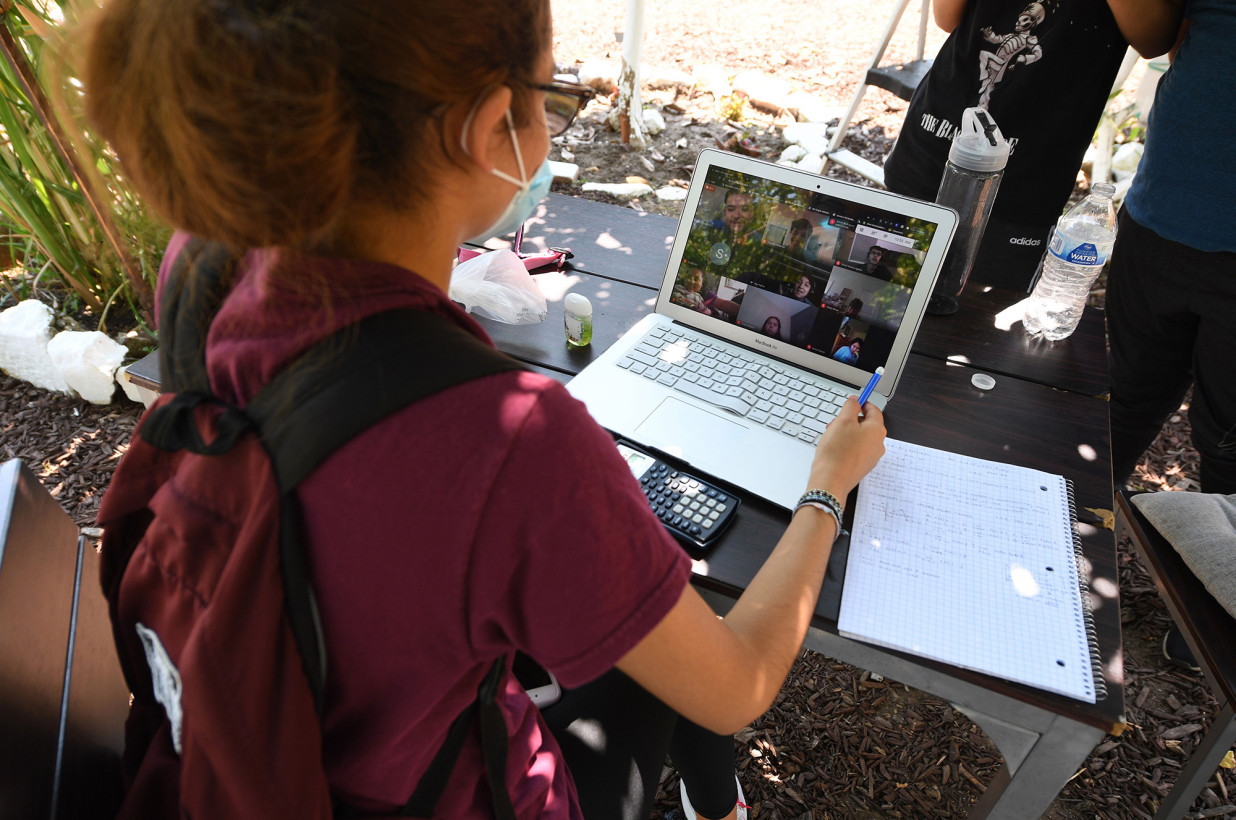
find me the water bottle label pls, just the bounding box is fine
[1048,233,1108,267]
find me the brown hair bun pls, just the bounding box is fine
[84,0,356,249]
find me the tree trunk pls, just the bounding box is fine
[617,0,648,149]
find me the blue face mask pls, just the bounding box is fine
[463,108,553,244]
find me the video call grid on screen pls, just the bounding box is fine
[665,165,940,375]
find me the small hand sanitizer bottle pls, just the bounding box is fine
[564,293,593,347]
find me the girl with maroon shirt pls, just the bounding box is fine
[81,2,886,817]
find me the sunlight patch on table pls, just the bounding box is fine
[994,298,1032,332]
[533,273,582,302]
[595,231,633,255]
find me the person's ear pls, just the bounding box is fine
[449,85,514,175]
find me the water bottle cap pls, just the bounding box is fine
[1091,182,1116,199]
[948,108,1011,173]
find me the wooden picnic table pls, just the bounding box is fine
[485,194,1122,820]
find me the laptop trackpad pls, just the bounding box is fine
[635,397,748,474]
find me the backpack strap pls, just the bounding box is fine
[246,305,526,711]
[141,238,254,456]
[150,239,524,820]
[398,656,514,819]
[249,308,522,820]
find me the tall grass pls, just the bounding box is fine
[0,1,165,331]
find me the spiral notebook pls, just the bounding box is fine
[837,439,1104,703]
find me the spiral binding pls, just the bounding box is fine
[1066,479,1108,701]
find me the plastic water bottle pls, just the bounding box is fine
[927,108,1010,315]
[1022,183,1118,341]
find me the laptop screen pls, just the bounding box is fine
[667,163,941,376]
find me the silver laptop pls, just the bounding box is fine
[567,149,958,509]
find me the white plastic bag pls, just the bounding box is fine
[448,249,548,325]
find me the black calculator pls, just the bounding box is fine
[615,440,740,550]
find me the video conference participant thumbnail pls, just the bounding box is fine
[734,285,819,348]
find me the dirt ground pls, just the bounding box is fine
[548,0,942,217]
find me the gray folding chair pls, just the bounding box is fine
[821,0,934,185]
[0,458,130,820]
[1116,489,1236,819]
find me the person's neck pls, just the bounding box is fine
[330,200,460,293]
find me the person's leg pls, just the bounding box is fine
[1106,209,1197,487]
[669,720,741,820]
[1184,246,1236,494]
[540,668,677,820]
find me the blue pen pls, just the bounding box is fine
[857,366,884,407]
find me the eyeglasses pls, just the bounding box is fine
[529,80,597,136]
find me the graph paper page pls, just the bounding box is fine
[838,438,1097,703]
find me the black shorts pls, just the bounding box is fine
[968,214,1056,293]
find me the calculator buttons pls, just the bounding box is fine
[624,441,739,551]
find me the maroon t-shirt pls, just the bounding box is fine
[162,234,692,817]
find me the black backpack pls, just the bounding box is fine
[99,239,524,818]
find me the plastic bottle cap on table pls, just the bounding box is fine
[971,373,996,390]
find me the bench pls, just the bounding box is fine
[0,458,130,820]
[1115,489,1236,819]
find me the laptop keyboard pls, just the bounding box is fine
[616,325,854,445]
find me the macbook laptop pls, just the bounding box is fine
[567,149,958,509]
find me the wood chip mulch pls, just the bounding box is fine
[3,370,1232,819]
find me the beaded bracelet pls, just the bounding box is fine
[794,489,848,540]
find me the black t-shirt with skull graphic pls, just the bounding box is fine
[883,0,1128,223]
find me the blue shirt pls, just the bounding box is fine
[833,346,859,365]
[1125,0,1236,252]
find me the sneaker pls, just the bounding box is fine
[1163,624,1201,672]
[679,776,750,820]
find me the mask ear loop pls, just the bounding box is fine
[459,94,529,189]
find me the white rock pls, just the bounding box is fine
[0,300,70,393]
[779,144,808,164]
[693,64,732,97]
[579,60,619,95]
[116,365,145,403]
[675,137,689,150]
[549,160,579,183]
[646,66,695,91]
[643,108,667,136]
[1111,141,1144,182]
[116,365,158,407]
[796,154,826,175]
[782,121,835,157]
[785,94,845,124]
[732,70,792,114]
[581,182,654,199]
[48,330,127,404]
[655,186,689,201]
